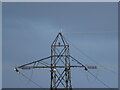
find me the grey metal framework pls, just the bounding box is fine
[15,32,97,89]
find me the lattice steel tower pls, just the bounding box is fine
[51,32,72,88]
[15,32,97,89]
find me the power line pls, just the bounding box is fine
[87,70,110,88]
[65,36,117,74]
[15,32,113,88]
[70,56,111,88]
[19,71,42,88]
[86,66,100,83]
[25,67,34,86]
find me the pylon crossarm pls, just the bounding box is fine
[17,55,70,68]
[18,65,84,70]
[14,56,52,72]
[69,55,97,70]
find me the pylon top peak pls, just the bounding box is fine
[52,32,68,46]
[58,32,62,34]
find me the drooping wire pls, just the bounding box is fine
[95,69,100,82]
[70,56,111,88]
[18,59,51,88]
[87,70,110,88]
[86,69,100,83]
[19,71,42,88]
[65,36,117,74]
[17,57,51,87]
[25,63,36,86]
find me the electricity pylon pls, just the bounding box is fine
[15,32,97,89]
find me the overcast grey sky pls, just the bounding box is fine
[2,2,118,88]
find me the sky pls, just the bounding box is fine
[2,2,118,88]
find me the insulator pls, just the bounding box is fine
[14,68,19,72]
